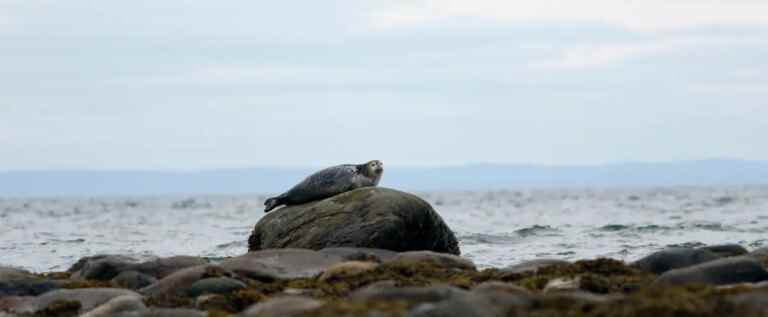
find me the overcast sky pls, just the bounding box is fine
[1,1,767,170]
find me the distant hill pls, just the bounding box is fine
[1,159,767,196]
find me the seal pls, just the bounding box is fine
[264,160,384,213]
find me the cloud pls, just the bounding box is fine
[369,0,768,32]
[1,1,767,169]
[533,35,761,70]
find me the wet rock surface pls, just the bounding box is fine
[0,279,58,297]
[407,291,531,317]
[350,284,469,304]
[239,296,324,317]
[7,246,768,317]
[0,267,37,281]
[69,255,208,281]
[13,288,141,314]
[318,261,379,283]
[319,247,399,263]
[699,244,749,258]
[655,256,768,286]
[140,265,235,299]
[69,255,139,280]
[80,295,147,317]
[111,270,158,290]
[390,251,476,271]
[632,247,721,274]
[187,277,246,297]
[0,267,59,297]
[501,259,570,274]
[248,187,460,255]
[220,249,345,280]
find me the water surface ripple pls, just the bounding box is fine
[1,186,767,272]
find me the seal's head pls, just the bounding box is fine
[362,160,384,183]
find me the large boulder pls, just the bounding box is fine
[632,248,720,274]
[655,256,768,286]
[248,187,460,255]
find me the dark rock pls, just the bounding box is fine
[140,265,234,298]
[70,255,139,280]
[350,284,468,304]
[80,295,147,317]
[248,187,460,255]
[0,296,34,312]
[699,244,749,258]
[0,266,59,298]
[195,294,234,312]
[220,249,345,280]
[750,247,768,259]
[0,266,58,297]
[137,308,207,317]
[13,288,141,314]
[240,296,324,317]
[67,255,124,273]
[319,247,399,262]
[501,259,570,274]
[110,270,158,290]
[408,291,531,317]
[545,291,622,304]
[69,255,208,281]
[0,266,37,281]
[729,292,768,313]
[186,277,246,297]
[390,251,476,270]
[131,256,209,279]
[655,256,768,286]
[632,248,720,274]
[0,279,59,297]
[472,282,531,296]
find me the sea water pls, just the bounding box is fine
[1,186,767,272]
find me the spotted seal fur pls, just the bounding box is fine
[264,160,384,213]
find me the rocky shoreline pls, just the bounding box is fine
[2,187,768,316]
[1,246,768,316]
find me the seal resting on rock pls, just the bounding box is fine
[264,160,384,212]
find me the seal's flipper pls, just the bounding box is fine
[264,197,282,213]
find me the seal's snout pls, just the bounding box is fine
[264,197,281,213]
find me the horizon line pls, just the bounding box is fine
[0,157,762,173]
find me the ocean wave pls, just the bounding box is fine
[596,222,740,233]
[458,233,519,245]
[515,225,560,237]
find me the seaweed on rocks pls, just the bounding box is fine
[31,300,81,317]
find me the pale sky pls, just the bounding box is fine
[1,1,767,170]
